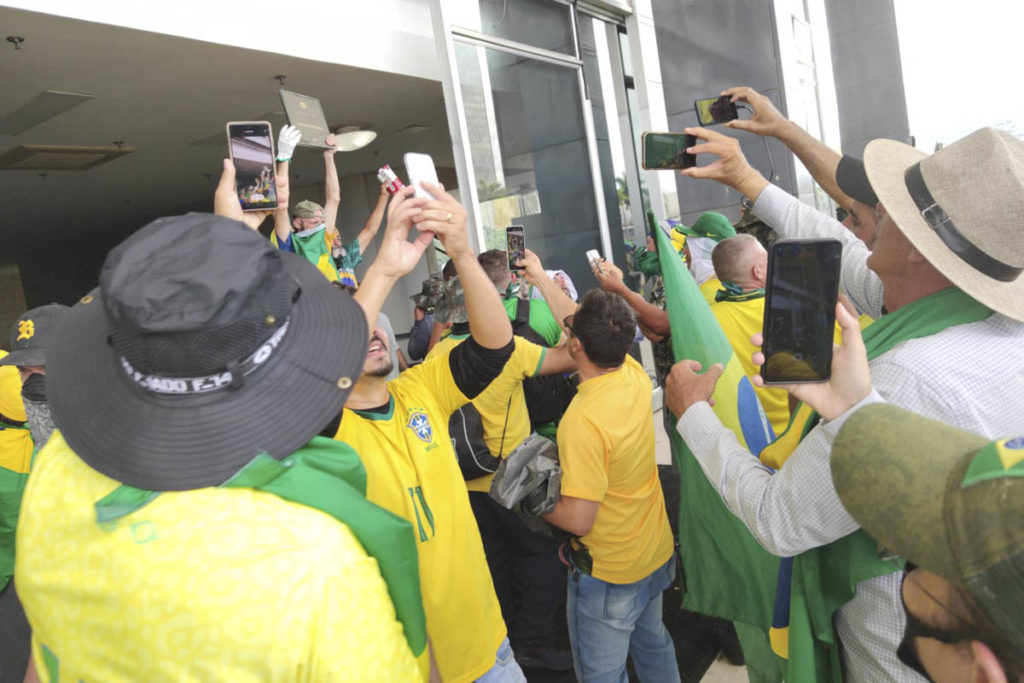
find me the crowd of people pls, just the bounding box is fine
[0,82,1022,683]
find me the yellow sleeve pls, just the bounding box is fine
[557,411,609,503]
[394,346,468,415]
[313,552,423,681]
[513,336,546,378]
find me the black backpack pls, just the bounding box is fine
[512,298,578,428]
[449,396,511,481]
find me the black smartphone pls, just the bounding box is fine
[694,95,739,126]
[760,239,843,384]
[506,226,526,271]
[641,132,698,170]
[226,121,278,212]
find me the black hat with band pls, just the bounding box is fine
[46,213,367,491]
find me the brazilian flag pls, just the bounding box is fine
[654,215,786,682]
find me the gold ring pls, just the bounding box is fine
[445,212,453,223]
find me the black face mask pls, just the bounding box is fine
[20,372,46,403]
[897,570,977,681]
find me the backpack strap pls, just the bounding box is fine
[514,297,531,327]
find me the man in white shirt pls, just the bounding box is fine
[664,126,1024,680]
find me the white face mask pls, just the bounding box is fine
[295,223,327,239]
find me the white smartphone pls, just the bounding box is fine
[403,152,439,200]
[586,249,601,268]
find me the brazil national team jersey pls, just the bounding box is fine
[427,335,546,493]
[334,349,507,683]
[16,432,420,682]
[558,355,674,584]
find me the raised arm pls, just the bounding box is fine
[353,186,432,336]
[518,249,577,324]
[722,86,852,210]
[591,259,670,337]
[322,134,341,234]
[355,183,390,254]
[415,181,511,350]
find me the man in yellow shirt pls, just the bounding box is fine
[427,284,576,672]
[341,181,525,682]
[525,256,678,682]
[16,205,424,681]
[709,234,791,436]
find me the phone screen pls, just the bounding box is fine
[227,122,278,212]
[506,226,526,271]
[404,153,439,200]
[760,239,842,384]
[694,96,739,126]
[642,132,697,170]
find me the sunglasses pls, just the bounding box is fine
[562,314,575,337]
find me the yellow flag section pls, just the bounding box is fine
[653,216,785,682]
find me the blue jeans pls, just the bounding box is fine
[567,556,680,683]
[475,637,526,683]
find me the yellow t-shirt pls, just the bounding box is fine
[16,432,420,683]
[333,350,506,683]
[558,356,674,584]
[427,335,546,493]
[699,276,722,305]
[711,296,792,436]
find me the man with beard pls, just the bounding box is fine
[336,181,525,682]
[0,303,68,683]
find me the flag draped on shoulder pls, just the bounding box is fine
[653,214,783,682]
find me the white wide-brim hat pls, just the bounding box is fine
[864,127,1024,321]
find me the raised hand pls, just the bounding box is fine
[412,181,471,260]
[213,159,275,230]
[276,124,303,163]
[373,185,432,280]
[751,298,872,421]
[721,86,786,138]
[680,126,769,200]
[665,360,723,417]
[592,259,626,294]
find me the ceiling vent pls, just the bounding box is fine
[0,144,135,171]
[0,91,94,136]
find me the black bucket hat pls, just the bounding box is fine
[46,213,367,491]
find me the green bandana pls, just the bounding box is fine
[94,437,427,659]
[715,281,765,303]
[635,247,661,276]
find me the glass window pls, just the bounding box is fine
[454,39,604,288]
[447,0,575,55]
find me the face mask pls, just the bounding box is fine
[21,373,56,448]
[504,281,522,299]
[635,248,661,276]
[295,223,327,239]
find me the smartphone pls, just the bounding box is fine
[226,122,278,212]
[641,132,698,170]
[403,152,439,200]
[586,249,602,268]
[760,239,843,384]
[694,95,739,126]
[506,226,526,271]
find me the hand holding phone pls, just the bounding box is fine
[694,95,739,126]
[226,122,279,212]
[403,153,439,200]
[586,249,603,273]
[642,132,698,170]
[506,226,526,271]
[759,239,842,384]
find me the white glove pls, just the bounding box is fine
[276,124,303,162]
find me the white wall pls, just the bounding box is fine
[6,0,441,81]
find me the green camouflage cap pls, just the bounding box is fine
[832,403,1024,659]
[409,274,445,312]
[291,199,324,219]
[673,211,736,242]
[433,275,468,324]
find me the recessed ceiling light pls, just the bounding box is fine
[0,144,134,171]
[0,91,94,136]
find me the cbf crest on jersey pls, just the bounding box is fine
[407,411,433,443]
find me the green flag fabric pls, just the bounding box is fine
[653,216,785,682]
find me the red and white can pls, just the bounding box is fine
[377,164,405,194]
